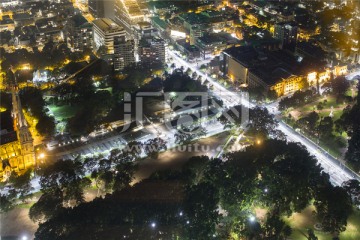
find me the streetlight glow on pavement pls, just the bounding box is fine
[167,48,358,186]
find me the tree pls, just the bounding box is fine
[91,158,113,193]
[314,185,353,234]
[218,105,246,129]
[182,156,209,185]
[36,115,56,137]
[183,182,220,239]
[163,71,207,92]
[345,125,360,171]
[37,159,90,205]
[123,141,142,159]
[263,213,292,239]
[29,189,64,223]
[279,90,315,111]
[112,161,137,192]
[248,107,279,139]
[185,67,192,76]
[267,90,278,101]
[330,76,350,101]
[174,127,193,144]
[143,137,167,159]
[174,125,207,144]
[19,87,46,117]
[342,179,360,205]
[0,194,14,212]
[317,116,334,139]
[297,111,319,134]
[8,168,34,201]
[222,140,324,218]
[307,229,318,240]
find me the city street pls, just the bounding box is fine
[167,48,358,186]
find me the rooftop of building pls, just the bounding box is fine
[70,14,88,27]
[275,21,297,27]
[0,110,14,133]
[201,10,222,18]
[150,16,168,30]
[197,32,240,46]
[13,12,33,20]
[250,66,293,86]
[224,45,305,81]
[179,12,209,25]
[0,110,17,145]
[0,18,14,24]
[93,18,124,32]
[296,41,326,58]
[176,39,200,52]
[223,46,259,67]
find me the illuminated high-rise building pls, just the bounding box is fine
[88,0,105,18]
[92,18,126,54]
[114,0,145,32]
[113,36,135,71]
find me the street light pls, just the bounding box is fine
[249,215,256,223]
[151,222,156,228]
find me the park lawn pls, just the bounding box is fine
[293,95,346,118]
[317,110,343,121]
[339,210,360,240]
[48,104,79,121]
[284,205,360,240]
[17,202,35,209]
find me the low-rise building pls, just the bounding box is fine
[176,39,201,62]
[0,17,15,31]
[220,46,310,96]
[195,32,240,59]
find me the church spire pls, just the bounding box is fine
[10,67,28,129]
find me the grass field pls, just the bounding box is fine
[48,104,80,133]
[289,95,348,122]
[285,205,360,240]
[48,104,79,121]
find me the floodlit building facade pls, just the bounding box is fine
[115,0,145,31]
[92,18,126,54]
[0,76,35,180]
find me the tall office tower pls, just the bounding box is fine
[92,18,126,54]
[113,36,135,71]
[114,0,145,32]
[138,37,165,64]
[88,0,115,19]
[274,22,298,52]
[88,0,105,18]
